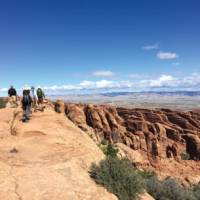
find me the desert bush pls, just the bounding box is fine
[105,143,118,157]
[193,182,200,199]
[95,141,200,200]
[98,140,118,158]
[101,139,108,145]
[146,176,196,200]
[0,98,6,109]
[137,169,156,180]
[181,152,190,160]
[90,156,145,200]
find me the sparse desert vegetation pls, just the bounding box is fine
[98,140,119,158]
[91,142,200,200]
[0,98,6,109]
[90,156,200,200]
[90,156,146,200]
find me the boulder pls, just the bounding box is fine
[54,99,65,113]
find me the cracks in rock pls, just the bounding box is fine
[10,110,21,136]
[9,166,23,200]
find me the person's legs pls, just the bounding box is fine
[33,97,36,107]
[38,97,43,105]
[22,106,27,122]
[25,105,31,120]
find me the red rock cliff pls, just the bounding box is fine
[55,101,200,184]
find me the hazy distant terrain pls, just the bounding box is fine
[50,92,200,111]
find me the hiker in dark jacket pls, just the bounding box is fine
[8,86,17,97]
[8,86,18,107]
[21,87,32,122]
[36,87,45,105]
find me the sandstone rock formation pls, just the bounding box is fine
[1,101,200,199]
[0,107,118,200]
[60,103,200,184]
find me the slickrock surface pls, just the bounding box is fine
[58,102,200,185]
[0,107,118,200]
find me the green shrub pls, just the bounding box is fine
[181,153,190,160]
[137,170,156,180]
[95,141,200,200]
[146,176,196,200]
[0,98,6,109]
[101,139,108,145]
[106,143,118,157]
[98,140,118,158]
[193,182,200,199]
[90,156,145,200]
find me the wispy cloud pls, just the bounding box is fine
[157,51,179,60]
[93,70,115,77]
[143,43,159,50]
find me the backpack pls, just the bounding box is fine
[9,88,17,96]
[22,94,31,106]
[37,88,43,98]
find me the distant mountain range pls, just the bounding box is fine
[100,91,200,97]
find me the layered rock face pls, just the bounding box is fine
[58,102,200,184]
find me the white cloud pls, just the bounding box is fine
[80,81,95,88]
[1,73,200,96]
[25,73,200,93]
[145,75,177,87]
[95,80,113,88]
[157,51,179,60]
[0,88,8,92]
[79,80,114,89]
[93,70,115,77]
[143,43,159,50]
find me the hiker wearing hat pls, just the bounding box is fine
[21,86,32,122]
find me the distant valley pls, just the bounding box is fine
[49,91,200,111]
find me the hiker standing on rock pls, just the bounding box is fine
[21,87,32,122]
[8,86,17,97]
[7,86,18,108]
[36,87,45,105]
[30,86,37,110]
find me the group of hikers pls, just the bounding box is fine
[8,86,45,122]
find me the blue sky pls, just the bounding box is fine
[0,0,200,94]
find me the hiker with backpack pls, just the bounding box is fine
[36,87,45,105]
[8,86,17,97]
[21,87,32,122]
[7,86,18,108]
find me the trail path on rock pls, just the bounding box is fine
[0,108,117,200]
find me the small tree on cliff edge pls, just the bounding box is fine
[99,140,118,158]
